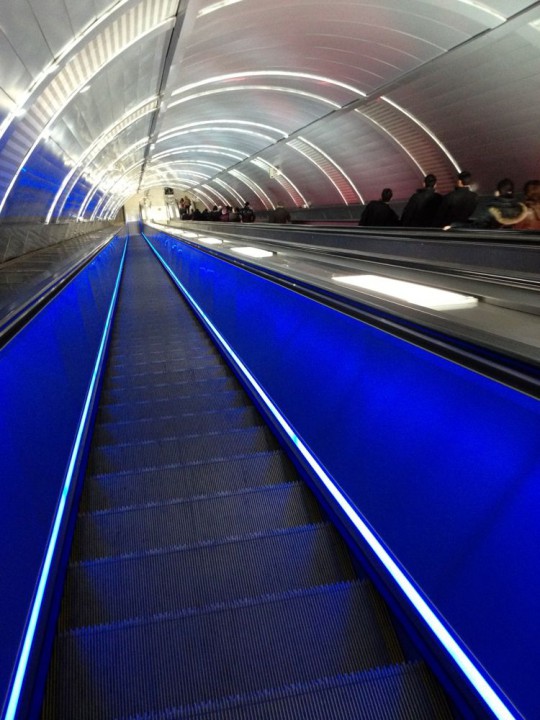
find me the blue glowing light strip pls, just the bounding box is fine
[3,237,128,720]
[143,231,517,720]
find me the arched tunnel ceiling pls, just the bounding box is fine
[0,0,539,220]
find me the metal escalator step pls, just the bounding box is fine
[89,425,279,475]
[108,344,219,366]
[80,451,298,512]
[112,662,454,720]
[93,406,262,445]
[109,335,213,353]
[42,581,401,720]
[107,353,221,375]
[103,363,229,391]
[59,523,356,630]
[72,481,323,561]
[100,376,240,404]
[109,329,213,346]
[97,389,249,423]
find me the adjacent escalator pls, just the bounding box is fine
[41,234,453,719]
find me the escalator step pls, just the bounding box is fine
[107,662,453,720]
[59,523,357,630]
[80,450,297,512]
[42,581,403,720]
[108,347,220,370]
[89,425,279,475]
[97,389,249,423]
[100,375,240,404]
[72,481,323,561]
[93,406,262,445]
[103,362,229,390]
[109,336,214,353]
[107,353,223,377]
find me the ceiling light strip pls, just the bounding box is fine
[0,0,133,143]
[197,0,243,17]
[171,71,366,99]
[381,97,460,172]
[158,119,288,140]
[168,85,340,112]
[0,18,174,218]
[78,137,150,219]
[52,100,157,221]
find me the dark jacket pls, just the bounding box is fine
[401,187,442,227]
[359,200,399,227]
[270,206,291,223]
[472,196,528,229]
[434,186,478,227]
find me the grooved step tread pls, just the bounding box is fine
[43,581,403,720]
[93,406,262,446]
[100,376,241,407]
[80,451,297,512]
[106,355,226,380]
[89,425,279,475]
[72,481,323,561]
[112,662,453,720]
[97,389,250,423]
[101,376,240,404]
[103,363,229,391]
[107,345,220,368]
[59,523,357,630]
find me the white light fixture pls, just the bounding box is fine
[332,275,478,310]
[198,236,223,245]
[180,231,199,238]
[80,85,91,94]
[232,246,274,259]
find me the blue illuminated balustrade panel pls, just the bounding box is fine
[0,231,127,716]
[145,227,540,720]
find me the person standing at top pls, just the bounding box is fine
[401,173,442,227]
[270,202,291,223]
[241,201,255,222]
[473,178,527,229]
[358,188,399,227]
[511,180,540,230]
[434,170,478,228]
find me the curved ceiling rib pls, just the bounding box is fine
[47,97,158,222]
[0,0,178,217]
[0,0,136,141]
[227,169,274,210]
[1,0,539,227]
[77,137,151,219]
[287,137,363,204]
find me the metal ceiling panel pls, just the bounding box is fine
[388,9,540,190]
[1,0,540,221]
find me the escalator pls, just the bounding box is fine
[41,234,453,719]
